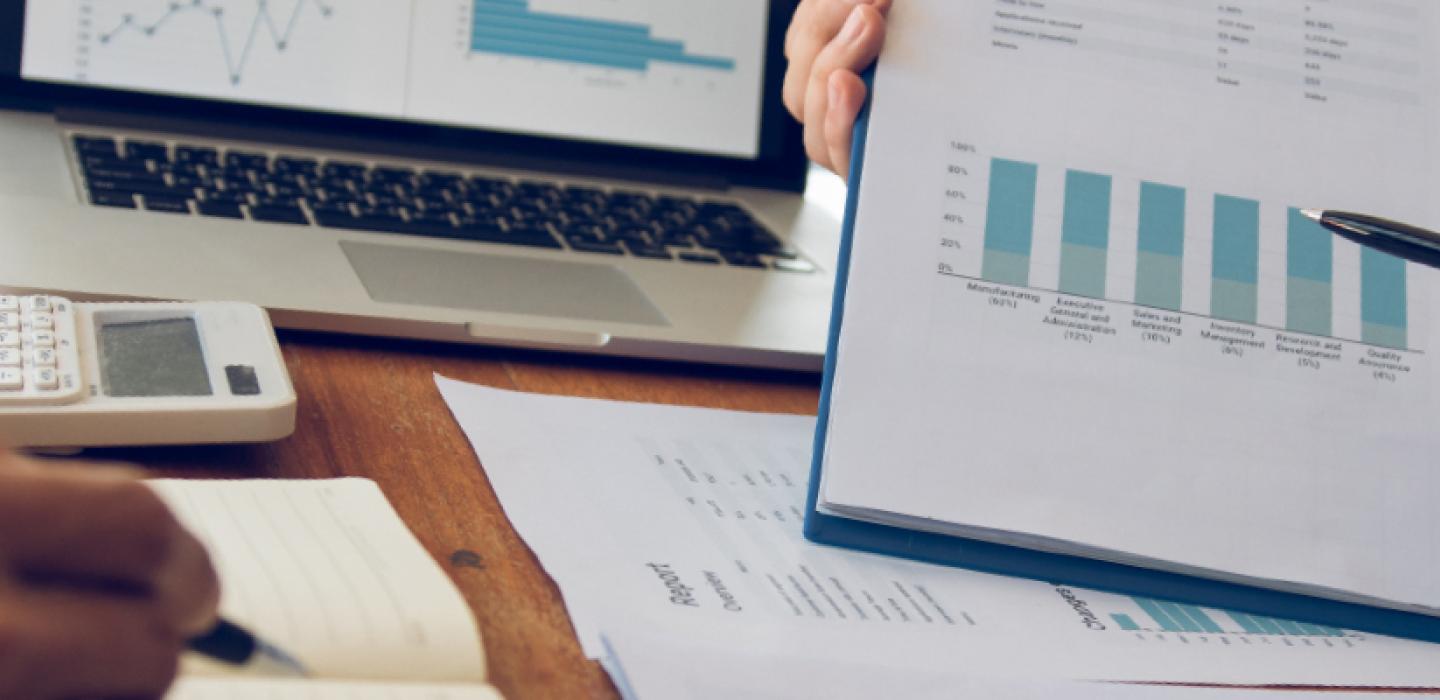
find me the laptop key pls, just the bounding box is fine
[73,136,119,157]
[679,252,723,265]
[321,162,367,179]
[124,141,171,162]
[569,240,624,255]
[225,152,270,170]
[90,191,136,209]
[248,205,308,225]
[623,243,672,260]
[274,157,319,175]
[84,166,161,183]
[143,196,192,215]
[175,146,220,166]
[197,201,244,219]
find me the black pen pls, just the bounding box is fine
[1301,209,1440,270]
[188,618,309,677]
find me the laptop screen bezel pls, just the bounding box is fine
[0,0,808,192]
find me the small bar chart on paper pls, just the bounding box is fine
[468,0,736,72]
[1107,596,1362,647]
[937,144,1426,371]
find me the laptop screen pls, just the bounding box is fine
[17,0,772,160]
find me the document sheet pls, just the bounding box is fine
[149,479,487,684]
[437,377,1440,688]
[603,626,1424,700]
[820,0,1440,611]
[169,678,502,700]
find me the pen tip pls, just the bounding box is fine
[1300,208,1324,222]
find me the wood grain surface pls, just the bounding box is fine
[84,330,822,700]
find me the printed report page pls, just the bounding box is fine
[437,379,1440,688]
[821,0,1440,611]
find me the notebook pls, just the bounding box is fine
[808,0,1440,642]
[147,478,502,699]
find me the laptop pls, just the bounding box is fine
[0,0,839,371]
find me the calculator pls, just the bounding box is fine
[0,296,296,448]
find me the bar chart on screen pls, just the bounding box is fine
[931,141,1428,389]
[466,0,735,73]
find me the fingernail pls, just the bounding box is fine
[840,7,867,43]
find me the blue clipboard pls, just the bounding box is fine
[803,71,1440,645]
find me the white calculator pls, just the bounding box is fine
[0,296,296,448]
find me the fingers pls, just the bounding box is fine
[783,0,890,120]
[825,71,868,179]
[802,4,887,171]
[0,466,221,636]
[0,587,183,699]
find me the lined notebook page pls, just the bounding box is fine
[150,479,486,684]
[169,678,502,700]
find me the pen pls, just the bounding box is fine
[188,618,309,677]
[1301,209,1440,270]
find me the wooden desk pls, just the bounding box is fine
[88,331,823,700]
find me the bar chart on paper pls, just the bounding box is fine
[1105,595,1363,647]
[936,145,1426,378]
[468,0,736,72]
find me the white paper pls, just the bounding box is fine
[436,377,1440,688]
[168,677,501,700]
[821,0,1440,613]
[150,479,486,684]
[603,626,1421,700]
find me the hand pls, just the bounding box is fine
[783,0,891,179]
[0,451,220,699]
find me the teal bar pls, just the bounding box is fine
[1251,616,1287,635]
[1319,626,1348,637]
[1272,618,1307,635]
[1177,604,1224,634]
[981,158,1038,286]
[1211,279,1258,323]
[473,0,651,35]
[1134,598,1183,633]
[1136,252,1183,311]
[1297,623,1333,636]
[1212,195,1260,323]
[472,0,736,72]
[1158,601,1203,633]
[1134,182,1185,311]
[1058,170,1112,298]
[1226,611,1265,634]
[1361,247,1408,349]
[1287,207,1333,336]
[1111,613,1141,631]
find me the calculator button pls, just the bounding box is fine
[23,296,52,313]
[0,349,18,367]
[0,368,21,390]
[0,332,16,348]
[28,331,55,347]
[31,368,58,390]
[0,296,16,312]
[27,313,54,331]
[0,313,17,330]
[31,348,56,367]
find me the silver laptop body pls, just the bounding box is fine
[0,0,836,371]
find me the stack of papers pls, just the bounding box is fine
[436,377,1440,697]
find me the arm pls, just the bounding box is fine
[0,451,220,699]
[783,0,892,179]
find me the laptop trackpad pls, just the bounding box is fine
[340,241,669,326]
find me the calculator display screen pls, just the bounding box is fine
[98,318,213,398]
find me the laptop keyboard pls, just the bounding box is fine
[69,135,815,273]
